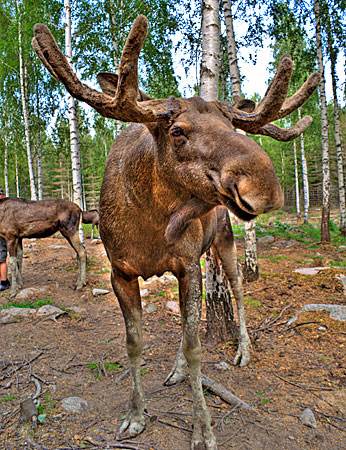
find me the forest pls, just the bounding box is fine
[0,0,345,234]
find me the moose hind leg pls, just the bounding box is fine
[112,273,146,440]
[179,262,217,450]
[213,209,251,367]
[67,232,87,289]
[16,239,24,289]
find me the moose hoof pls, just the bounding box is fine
[191,435,217,450]
[75,282,86,291]
[164,368,186,386]
[8,290,17,299]
[233,343,251,367]
[116,414,146,441]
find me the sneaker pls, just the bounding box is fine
[0,279,11,291]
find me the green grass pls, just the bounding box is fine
[244,296,262,307]
[1,394,17,402]
[88,361,123,379]
[0,297,54,310]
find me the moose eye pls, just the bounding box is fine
[171,126,185,137]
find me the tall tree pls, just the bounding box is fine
[64,0,83,213]
[314,0,331,242]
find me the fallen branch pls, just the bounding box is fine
[84,436,144,449]
[274,373,334,392]
[201,374,257,413]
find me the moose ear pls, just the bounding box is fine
[97,71,153,101]
[97,72,118,96]
[232,95,256,113]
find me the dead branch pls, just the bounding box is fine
[84,436,145,449]
[201,374,257,413]
[273,373,334,392]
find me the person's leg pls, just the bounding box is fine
[0,261,8,282]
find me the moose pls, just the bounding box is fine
[0,198,87,297]
[33,16,320,449]
[82,209,100,240]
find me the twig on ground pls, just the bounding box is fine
[273,373,334,392]
[251,303,292,334]
[84,436,144,449]
[283,321,320,332]
[32,377,42,400]
[0,351,44,381]
[243,283,281,296]
[201,374,257,413]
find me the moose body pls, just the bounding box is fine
[82,209,99,239]
[33,15,320,449]
[0,198,86,297]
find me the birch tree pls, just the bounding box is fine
[314,0,330,242]
[200,0,238,343]
[298,108,310,223]
[293,139,301,218]
[64,0,83,212]
[17,0,37,200]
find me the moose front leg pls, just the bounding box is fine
[214,209,251,367]
[16,239,24,289]
[67,232,87,289]
[178,262,217,450]
[7,239,19,298]
[111,272,146,441]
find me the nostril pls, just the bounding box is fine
[231,182,255,213]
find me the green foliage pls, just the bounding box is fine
[0,297,54,310]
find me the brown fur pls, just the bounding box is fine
[0,198,87,297]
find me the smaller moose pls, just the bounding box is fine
[82,209,100,240]
[0,197,87,297]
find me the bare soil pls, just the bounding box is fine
[0,224,345,450]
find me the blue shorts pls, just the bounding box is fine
[0,238,7,263]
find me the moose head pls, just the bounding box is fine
[33,15,320,450]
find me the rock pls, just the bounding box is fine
[257,235,274,244]
[48,245,69,249]
[66,306,87,316]
[214,361,230,371]
[36,305,64,317]
[287,304,346,327]
[318,326,327,332]
[16,286,49,299]
[61,396,89,413]
[300,408,317,428]
[140,289,149,297]
[0,307,36,324]
[166,301,179,314]
[294,267,330,276]
[145,303,157,313]
[92,288,110,296]
[19,397,38,425]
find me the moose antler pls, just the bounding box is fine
[32,15,178,122]
[218,55,321,141]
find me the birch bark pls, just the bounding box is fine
[294,139,301,219]
[314,0,331,242]
[64,0,83,211]
[17,0,37,200]
[298,108,310,223]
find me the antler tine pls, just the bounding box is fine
[231,54,294,133]
[276,72,321,119]
[33,24,108,115]
[256,116,313,142]
[33,16,174,123]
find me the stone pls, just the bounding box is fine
[166,301,179,314]
[48,245,69,249]
[287,304,346,327]
[36,305,64,317]
[300,408,317,428]
[257,235,274,244]
[318,326,327,332]
[294,267,330,276]
[214,361,230,371]
[0,307,36,323]
[16,286,49,299]
[145,303,157,313]
[140,289,149,297]
[61,396,89,413]
[92,288,110,296]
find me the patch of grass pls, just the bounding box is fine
[244,296,262,307]
[0,297,54,310]
[88,361,123,379]
[140,368,149,375]
[1,394,17,402]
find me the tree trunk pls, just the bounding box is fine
[36,84,43,200]
[222,0,241,98]
[243,220,258,281]
[17,0,37,200]
[200,0,236,342]
[326,13,345,235]
[294,139,301,219]
[3,117,9,196]
[314,0,330,242]
[65,0,82,208]
[298,108,309,223]
[200,0,220,101]
[15,154,20,197]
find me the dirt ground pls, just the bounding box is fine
[0,223,345,450]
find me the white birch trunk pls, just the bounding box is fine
[314,0,330,242]
[222,0,241,98]
[64,0,82,209]
[199,0,220,101]
[64,0,84,243]
[17,0,37,200]
[298,108,309,223]
[293,139,301,219]
[36,86,43,200]
[15,154,20,197]
[4,118,9,196]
